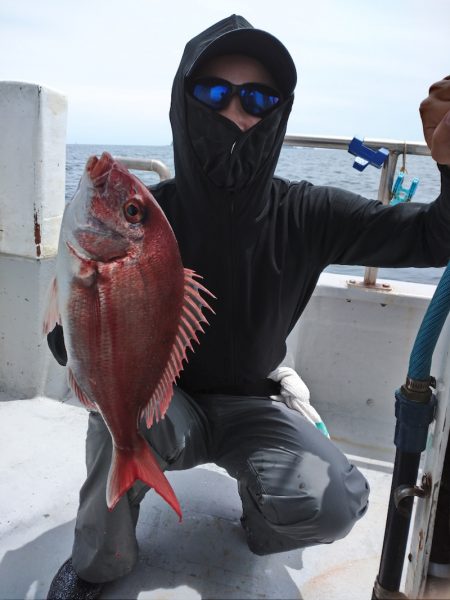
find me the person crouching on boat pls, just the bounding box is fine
[46,14,450,599]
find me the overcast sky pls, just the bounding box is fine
[1,0,449,145]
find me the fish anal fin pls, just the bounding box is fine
[107,436,182,520]
[42,277,61,335]
[68,368,97,411]
[142,268,215,428]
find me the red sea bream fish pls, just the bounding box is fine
[43,152,213,520]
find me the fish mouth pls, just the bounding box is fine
[86,152,115,188]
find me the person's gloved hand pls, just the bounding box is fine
[47,323,68,366]
[269,365,330,438]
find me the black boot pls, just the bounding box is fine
[47,558,104,600]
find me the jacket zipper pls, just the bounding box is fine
[229,194,236,387]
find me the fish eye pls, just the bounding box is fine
[123,198,146,224]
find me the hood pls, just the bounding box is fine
[169,15,296,213]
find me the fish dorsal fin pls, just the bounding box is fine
[141,268,215,428]
[42,277,62,335]
[68,368,98,411]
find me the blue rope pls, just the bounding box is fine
[408,261,450,381]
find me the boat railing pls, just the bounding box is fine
[114,156,172,181]
[118,134,432,290]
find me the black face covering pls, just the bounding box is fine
[186,92,291,193]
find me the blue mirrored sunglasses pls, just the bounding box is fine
[189,77,282,117]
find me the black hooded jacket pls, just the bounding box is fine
[148,15,450,394]
[49,15,450,396]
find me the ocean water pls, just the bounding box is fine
[66,143,445,285]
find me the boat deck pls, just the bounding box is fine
[0,394,401,600]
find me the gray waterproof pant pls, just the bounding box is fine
[72,388,369,583]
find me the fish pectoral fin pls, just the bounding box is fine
[42,277,62,335]
[68,368,97,411]
[141,268,215,428]
[107,436,182,520]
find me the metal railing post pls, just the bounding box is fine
[363,151,400,287]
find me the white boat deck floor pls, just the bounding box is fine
[0,395,402,600]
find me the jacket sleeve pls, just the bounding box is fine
[300,164,450,268]
[47,324,68,366]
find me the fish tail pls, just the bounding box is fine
[107,435,182,521]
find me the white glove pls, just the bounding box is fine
[268,364,330,438]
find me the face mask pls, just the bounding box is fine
[186,93,287,192]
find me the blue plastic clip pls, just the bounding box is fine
[390,172,419,205]
[348,137,389,172]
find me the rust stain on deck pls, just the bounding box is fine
[34,210,41,257]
